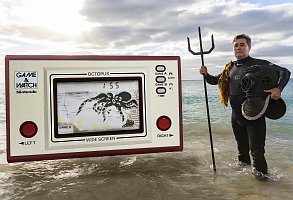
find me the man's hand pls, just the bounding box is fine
[199,66,208,75]
[264,87,281,100]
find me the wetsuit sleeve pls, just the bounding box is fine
[256,58,291,91]
[276,66,291,91]
[269,63,291,91]
[204,73,221,85]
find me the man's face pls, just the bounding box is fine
[233,38,250,60]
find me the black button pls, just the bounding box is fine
[156,65,166,72]
[156,76,166,83]
[156,87,166,94]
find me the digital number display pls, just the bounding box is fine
[53,77,143,138]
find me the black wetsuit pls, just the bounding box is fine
[204,56,291,174]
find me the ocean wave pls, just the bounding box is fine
[183,122,232,135]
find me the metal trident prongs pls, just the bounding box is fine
[187,27,215,58]
[187,26,216,172]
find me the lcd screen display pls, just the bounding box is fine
[53,77,143,138]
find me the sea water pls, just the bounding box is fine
[0,80,293,200]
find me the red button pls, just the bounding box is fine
[20,121,38,138]
[156,116,172,131]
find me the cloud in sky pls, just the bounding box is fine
[1,0,293,82]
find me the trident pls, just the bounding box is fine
[187,26,216,172]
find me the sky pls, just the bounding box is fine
[1,0,293,82]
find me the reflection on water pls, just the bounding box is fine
[1,128,293,200]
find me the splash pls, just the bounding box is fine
[119,157,137,167]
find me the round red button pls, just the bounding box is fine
[19,121,38,138]
[156,116,172,131]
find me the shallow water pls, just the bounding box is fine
[1,130,293,200]
[1,81,293,200]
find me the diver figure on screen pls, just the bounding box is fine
[76,91,138,122]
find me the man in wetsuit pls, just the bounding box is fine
[199,34,291,177]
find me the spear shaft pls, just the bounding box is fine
[187,27,216,172]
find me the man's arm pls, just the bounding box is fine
[276,66,291,91]
[264,62,291,100]
[199,66,221,85]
